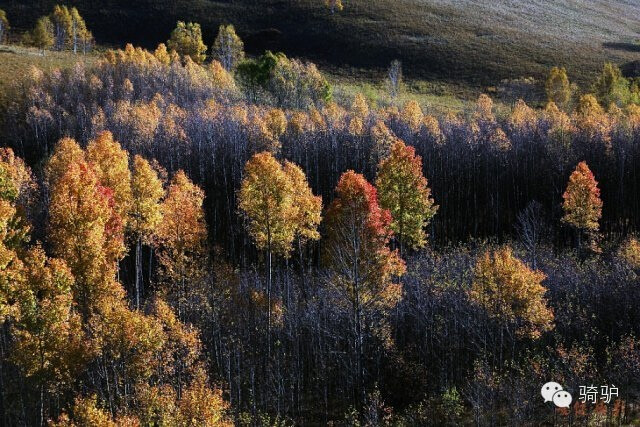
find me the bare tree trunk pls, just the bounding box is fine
[135,237,142,309]
[267,238,272,360]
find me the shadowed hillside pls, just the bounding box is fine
[1,0,639,88]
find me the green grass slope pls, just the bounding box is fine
[1,0,638,89]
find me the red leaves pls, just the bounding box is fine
[328,170,393,242]
[325,171,405,309]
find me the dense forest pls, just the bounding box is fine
[1,5,640,426]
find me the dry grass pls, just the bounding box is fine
[0,44,97,108]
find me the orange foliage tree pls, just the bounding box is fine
[324,170,405,402]
[86,131,133,229]
[562,161,603,250]
[47,139,125,319]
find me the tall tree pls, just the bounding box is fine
[376,140,438,252]
[167,21,207,64]
[130,155,164,309]
[238,152,296,351]
[545,66,572,110]
[47,142,124,319]
[0,9,9,43]
[324,170,405,403]
[561,161,602,248]
[156,171,207,320]
[69,7,91,54]
[12,246,87,426]
[31,16,54,55]
[50,5,72,50]
[212,24,244,71]
[238,152,321,352]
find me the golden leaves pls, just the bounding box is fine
[238,152,321,258]
[470,246,554,339]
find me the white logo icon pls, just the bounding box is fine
[541,382,563,402]
[541,381,572,408]
[552,390,573,408]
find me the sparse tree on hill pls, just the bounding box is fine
[31,16,54,55]
[545,66,571,110]
[593,62,631,108]
[212,24,244,71]
[167,21,207,64]
[51,5,72,50]
[0,9,9,44]
[325,0,344,14]
[70,7,91,54]
[388,59,402,101]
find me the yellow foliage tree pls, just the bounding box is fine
[130,155,164,309]
[212,24,244,71]
[12,246,88,426]
[167,21,207,64]
[470,246,554,339]
[0,150,33,322]
[376,140,438,251]
[86,131,133,229]
[545,66,572,109]
[325,0,344,13]
[31,16,54,55]
[619,236,640,269]
[238,152,321,350]
[47,143,124,319]
[156,171,207,319]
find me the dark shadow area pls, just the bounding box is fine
[603,41,640,53]
[621,60,640,78]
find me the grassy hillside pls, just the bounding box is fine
[0,44,96,111]
[1,0,639,91]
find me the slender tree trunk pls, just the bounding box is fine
[267,238,272,360]
[39,383,44,427]
[135,237,142,309]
